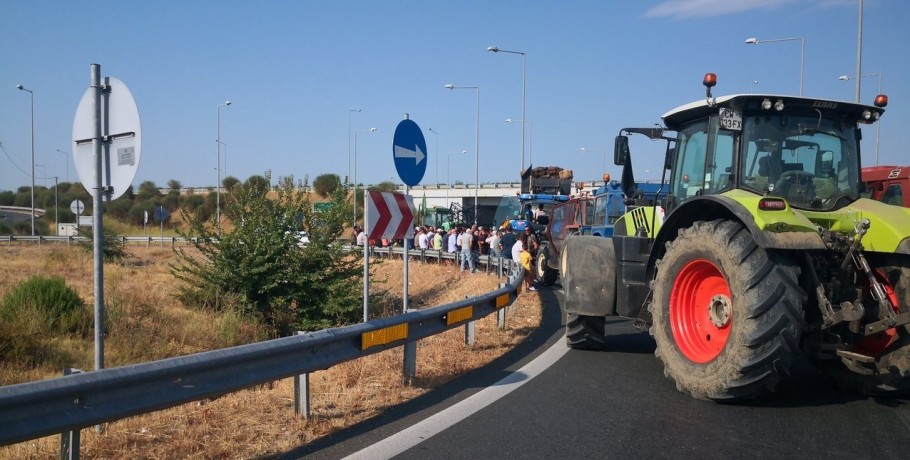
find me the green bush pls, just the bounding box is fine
[0,275,89,335]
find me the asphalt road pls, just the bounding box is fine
[282,285,910,459]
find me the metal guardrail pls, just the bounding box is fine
[0,250,522,447]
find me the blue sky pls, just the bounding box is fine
[1,0,906,193]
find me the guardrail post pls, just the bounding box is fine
[403,336,416,385]
[293,331,311,419]
[465,320,476,345]
[60,367,83,460]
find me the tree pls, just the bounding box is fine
[313,173,341,197]
[369,181,399,193]
[167,179,182,191]
[137,181,159,200]
[222,176,241,191]
[173,173,372,336]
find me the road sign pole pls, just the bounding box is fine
[402,185,416,383]
[91,64,106,373]
[363,189,370,322]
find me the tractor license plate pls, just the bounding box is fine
[719,108,742,131]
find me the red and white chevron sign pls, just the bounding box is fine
[366,191,416,241]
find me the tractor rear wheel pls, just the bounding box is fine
[566,313,606,350]
[650,219,806,400]
[536,244,558,286]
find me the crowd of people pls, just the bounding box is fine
[350,222,541,290]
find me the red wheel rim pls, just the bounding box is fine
[670,258,732,363]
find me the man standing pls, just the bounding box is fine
[459,227,475,273]
[486,229,502,258]
[499,226,517,260]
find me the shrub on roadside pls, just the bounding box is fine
[0,275,89,336]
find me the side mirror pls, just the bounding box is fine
[614,135,629,166]
[664,146,676,170]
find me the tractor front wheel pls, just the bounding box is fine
[650,219,806,400]
[536,244,558,286]
[567,312,606,350]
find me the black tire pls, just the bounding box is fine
[566,312,606,350]
[650,219,806,401]
[536,244,558,286]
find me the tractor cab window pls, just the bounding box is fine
[882,184,903,206]
[740,114,859,210]
[670,118,710,202]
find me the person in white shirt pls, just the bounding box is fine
[417,227,429,250]
[511,234,524,263]
[356,230,367,246]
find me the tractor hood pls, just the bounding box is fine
[800,198,910,254]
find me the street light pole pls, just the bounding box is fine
[216,141,228,180]
[353,127,378,225]
[428,128,439,186]
[216,100,231,231]
[580,147,606,176]
[488,46,527,171]
[745,36,805,96]
[444,84,480,225]
[839,72,883,164]
[56,149,70,183]
[447,150,467,206]
[17,84,35,235]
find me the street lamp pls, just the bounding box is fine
[505,118,533,166]
[428,127,439,186]
[839,72,883,164]
[444,83,480,225]
[488,45,527,171]
[447,150,467,205]
[745,36,805,96]
[16,84,35,235]
[750,80,759,93]
[56,149,70,183]
[353,127,378,225]
[580,147,606,175]
[216,100,231,230]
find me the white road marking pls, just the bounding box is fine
[343,333,569,460]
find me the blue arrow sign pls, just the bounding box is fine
[154,206,169,223]
[392,118,427,187]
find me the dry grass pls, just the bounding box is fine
[0,245,542,458]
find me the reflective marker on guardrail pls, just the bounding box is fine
[446,306,474,326]
[361,324,409,350]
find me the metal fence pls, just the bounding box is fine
[0,248,523,448]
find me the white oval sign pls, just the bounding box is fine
[72,77,142,201]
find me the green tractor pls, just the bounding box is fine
[561,73,910,401]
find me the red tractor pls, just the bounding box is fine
[863,165,908,207]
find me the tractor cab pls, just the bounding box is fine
[660,73,887,214]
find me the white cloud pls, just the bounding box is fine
[644,0,797,19]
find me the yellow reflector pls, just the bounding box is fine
[447,306,473,326]
[496,293,511,308]
[361,323,408,350]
